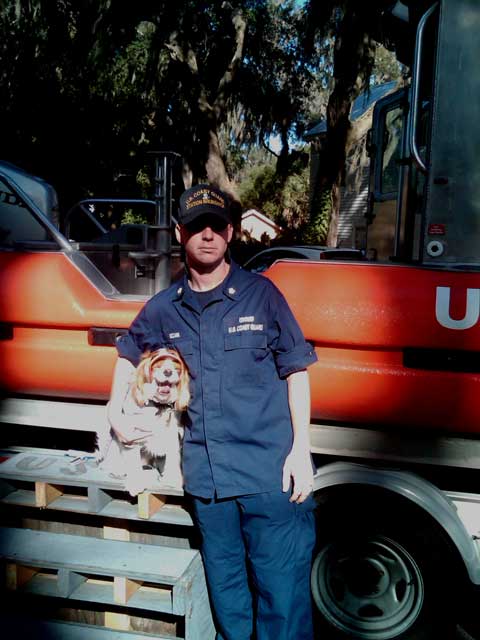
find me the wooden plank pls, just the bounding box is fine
[72,579,173,613]
[105,612,131,631]
[0,451,184,497]
[1,488,37,508]
[138,492,166,520]
[0,488,193,526]
[35,481,63,507]
[5,563,38,589]
[114,576,143,604]
[175,554,215,640]
[1,614,182,639]
[20,573,174,613]
[58,567,88,597]
[0,478,14,498]
[0,527,198,584]
[103,498,193,526]
[104,525,130,542]
[89,485,113,512]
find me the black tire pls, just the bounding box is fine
[311,486,465,640]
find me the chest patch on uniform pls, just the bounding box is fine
[228,321,264,334]
[169,332,181,339]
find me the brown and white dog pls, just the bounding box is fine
[97,348,190,496]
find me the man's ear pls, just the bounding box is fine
[227,224,234,243]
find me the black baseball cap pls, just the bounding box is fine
[178,184,231,226]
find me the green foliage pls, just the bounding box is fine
[302,187,332,244]
[239,163,277,213]
[0,0,401,245]
[238,151,310,239]
[0,1,150,208]
[121,209,148,225]
[372,44,403,85]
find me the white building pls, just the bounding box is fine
[241,209,282,242]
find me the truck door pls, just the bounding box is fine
[366,89,407,261]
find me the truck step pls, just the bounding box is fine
[0,450,192,523]
[1,615,180,640]
[0,527,214,639]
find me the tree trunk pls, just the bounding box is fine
[204,127,241,230]
[311,6,376,246]
[326,182,340,246]
[205,129,233,193]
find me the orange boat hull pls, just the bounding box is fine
[0,251,142,400]
[2,252,480,435]
[265,260,480,435]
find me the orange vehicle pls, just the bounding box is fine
[1,1,480,638]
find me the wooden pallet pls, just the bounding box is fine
[0,450,192,523]
[0,527,213,640]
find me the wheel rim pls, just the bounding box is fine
[311,535,424,639]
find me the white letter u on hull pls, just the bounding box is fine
[435,286,480,330]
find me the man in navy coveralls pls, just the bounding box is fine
[108,184,318,640]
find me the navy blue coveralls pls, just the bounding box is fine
[117,261,318,640]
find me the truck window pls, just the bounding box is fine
[380,105,403,196]
[65,201,158,243]
[0,178,57,247]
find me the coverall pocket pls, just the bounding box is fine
[223,333,269,389]
[170,339,198,380]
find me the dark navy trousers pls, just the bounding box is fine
[192,490,316,640]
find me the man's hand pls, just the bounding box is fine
[282,446,314,504]
[284,370,314,503]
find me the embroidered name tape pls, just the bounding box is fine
[228,323,264,334]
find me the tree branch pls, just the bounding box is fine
[261,138,280,158]
[214,8,247,114]
[165,30,213,115]
[165,31,198,72]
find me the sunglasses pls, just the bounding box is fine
[184,216,229,234]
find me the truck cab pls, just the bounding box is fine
[366,0,480,270]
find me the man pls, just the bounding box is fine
[108,184,318,640]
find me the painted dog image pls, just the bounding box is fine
[96,348,190,496]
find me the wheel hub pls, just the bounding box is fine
[341,557,388,597]
[311,536,424,639]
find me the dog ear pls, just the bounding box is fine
[131,353,152,407]
[175,361,191,412]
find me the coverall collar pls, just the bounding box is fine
[173,261,241,305]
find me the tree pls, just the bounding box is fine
[0,1,150,208]
[238,151,310,239]
[1,0,323,218]
[1,0,396,243]
[140,0,324,215]
[303,0,398,246]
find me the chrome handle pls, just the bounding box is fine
[409,2,439,174]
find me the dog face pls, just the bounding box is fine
[132,348,190,411]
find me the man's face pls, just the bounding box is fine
[175,214,233,270]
